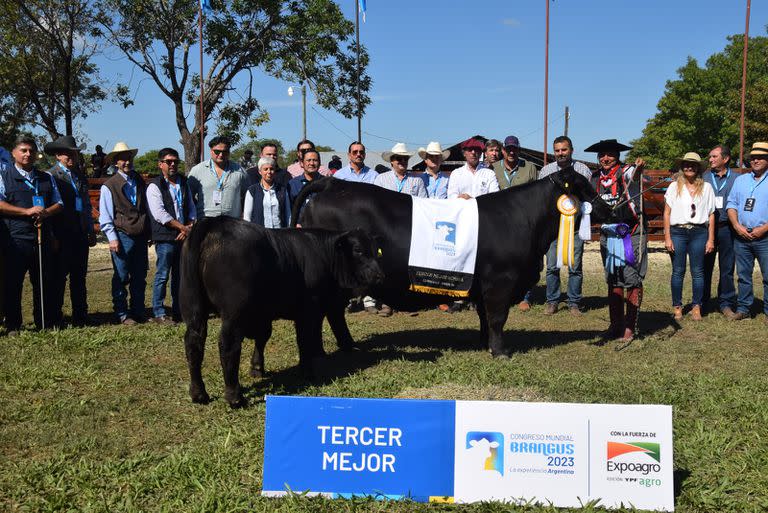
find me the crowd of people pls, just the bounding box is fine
[0,132,766,338]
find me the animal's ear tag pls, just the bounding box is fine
[564,182,570,189]
[377,248,383,257]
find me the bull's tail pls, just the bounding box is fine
[179,219,211,324]
[290,177,336,227]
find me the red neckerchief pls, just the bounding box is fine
[598,164,622,197]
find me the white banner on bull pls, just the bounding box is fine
[408,197,479,297]
[453,401,674,511]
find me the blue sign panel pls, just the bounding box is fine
[263,396,455,501]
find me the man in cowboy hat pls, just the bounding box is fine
[447,138,499,199]
[726,141,768,324]
[417,142,450,199]
[0,134,63,334]
[492,135,541,312]
[45,135,96,327]
[374,143,427,197]
[539,135,592,316]
[586,139,647,341]
[187,135,249,218]
[702,145,738,318]
[98,141,149,325]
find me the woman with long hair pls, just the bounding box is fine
[663,152,716,320]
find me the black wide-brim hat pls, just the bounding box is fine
[44,135,86,156]
[584,139,632,154]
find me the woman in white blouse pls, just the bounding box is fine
[663,152,716,321]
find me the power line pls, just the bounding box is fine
[309,105,355,141]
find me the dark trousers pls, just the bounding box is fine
[51,234,90,325]
[2,238,55,330]
[702,223,736,310]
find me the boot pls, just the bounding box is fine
[603,287,625,339]
[624,287,642,340]
[673,306,683,320]
[690,304,702,321]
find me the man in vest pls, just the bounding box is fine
[98,142,149,325]
[147,148,196,324]
[0,135,63,334]
[45,135,97,327]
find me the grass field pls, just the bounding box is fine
[1,242,767,512]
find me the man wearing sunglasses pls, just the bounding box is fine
[334,142,377,184]
[187,136,248,218]
[726,141,768,323]
[374,143,427,198]
[147,148,196,325]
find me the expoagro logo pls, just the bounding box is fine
[606,441,661,476]
[465,432,504,476]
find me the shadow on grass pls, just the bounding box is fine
[240,326,606,402]
[674,468,691,500]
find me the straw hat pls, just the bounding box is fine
[417,141,450,160]
[748,141,768,157]
[382,142,413,162]
[106,141,139,165]
[675,152,703,171]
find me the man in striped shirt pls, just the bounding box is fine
[374,143,427,198]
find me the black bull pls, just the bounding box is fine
[293,167,615,357]
[179,217,384,406]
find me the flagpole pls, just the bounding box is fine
[199,4,205,162]
[543,0,550,165]
[738,0,751,167]
[355,0,362,142]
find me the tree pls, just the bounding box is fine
[232,138,287,167]
[630,31,768,168]
[0,0,106,140]
[97,0,372,170]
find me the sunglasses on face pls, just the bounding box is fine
[463,148,481,153]
[160,159,179,165]
[350,150,365,155]
[392,156,409,162]
[212,149,229,156]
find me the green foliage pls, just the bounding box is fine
[0,0,106,139]
[630,31,768,168]
[97,0,371,168]
[286,144,335,167]
[232,138,287,167]
[132,149,162,176]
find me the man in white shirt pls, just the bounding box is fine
[447,138,500,199]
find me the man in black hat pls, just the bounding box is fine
[0,135,63,334]
[585,139,647,342]
[45,135,97,327]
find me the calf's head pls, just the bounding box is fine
[549,167,614,223]
[333,229,385,291]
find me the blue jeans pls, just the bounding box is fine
[703,223,736,309]
[734,235,768,315]
[152,241,182,318]
[111,232,148,320]
[670,225,708,307]
[545,237,584,306]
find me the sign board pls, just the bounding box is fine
[262,396,673,510]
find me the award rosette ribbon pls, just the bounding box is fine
[603,223,636,273]
[556,195,579,269]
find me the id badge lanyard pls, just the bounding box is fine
[60,163,83,211]
[210,160,229,190]
[23,174,45,207]
[429,175,442,197]
[168,180,184,223]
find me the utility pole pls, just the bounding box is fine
[739,0,751,167]
[564,106,569,137]
[543,0,550,165]
[301,83,307,140]
[355,0,362,142]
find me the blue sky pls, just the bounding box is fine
[83,0,766,162]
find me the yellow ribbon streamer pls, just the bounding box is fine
[556,195,578,269]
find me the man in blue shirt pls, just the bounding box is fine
[726,141,768,322]
[333,142,377,184]
[702,145,739,318]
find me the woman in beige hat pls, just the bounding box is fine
[663,152,716,320]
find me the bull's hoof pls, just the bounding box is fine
[250,367,265,379]
[189,385,211,405]
[225,390,247,409]
[338,343,362,353]
[490,349,511,359]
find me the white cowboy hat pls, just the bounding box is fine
[417,141,450,160]
[106,141,139,165]
[382,142,413,162]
